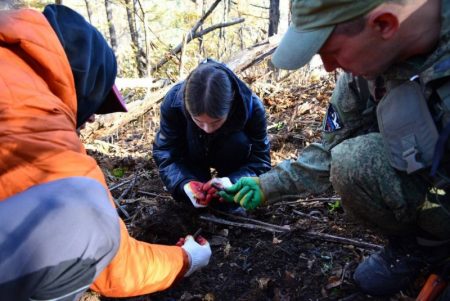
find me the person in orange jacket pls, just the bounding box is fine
[0,4,211,301]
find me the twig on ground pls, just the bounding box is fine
[200,214,288,233]
[292,209,326,222]
[109,179,132,191]
[211,208,291,231]
[114,174,139,220]
[273,196,341,207]
[109,170,149,192]
[200,214,382,250]
[118,174,138,200]
[114,201,130,220]
[193,228,202,239]
[138,190,173,199]
[307,197,341,202]
[302,231,381,250]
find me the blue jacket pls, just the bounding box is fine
[153,60,271,200]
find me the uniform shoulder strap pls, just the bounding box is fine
[431,79,450,176]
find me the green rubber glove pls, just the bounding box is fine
[218,177,266,210]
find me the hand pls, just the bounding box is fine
[184,181,206,205]
[202,177,231,205]
[217,177,266,210]
[179,235,211,277]
[202,180,219,205]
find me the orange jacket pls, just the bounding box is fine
[0,8,188,297]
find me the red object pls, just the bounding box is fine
[202,180,223,204]
[416,274,448,301]
[187,181,207,204]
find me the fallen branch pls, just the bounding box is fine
[113,174,139,220]
[118,173,138,200]
[211,209,291,231]
[292,209,326,222]
[82,85,171,140]
[302,232,382,250]
[200,214,382,250]
[110,179,133,191]
[272,196,341,207]
[226,35,280,73]
[138,190,172,199]
[200,214,288,233]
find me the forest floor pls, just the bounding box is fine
[80,69,423,301]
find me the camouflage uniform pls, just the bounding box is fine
[260,2,450,240]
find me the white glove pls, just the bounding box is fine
[181,235,212,277]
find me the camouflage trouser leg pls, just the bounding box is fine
[330,133,450,239]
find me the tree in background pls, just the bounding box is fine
[104,0,117,53]
[124,0,147,76]
[21,0,279,80]
[84,0,92,23]
[268,0,279,36]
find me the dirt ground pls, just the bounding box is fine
[81,71,423,301]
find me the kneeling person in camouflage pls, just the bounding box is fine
[219,0,450,297]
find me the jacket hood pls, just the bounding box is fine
[43,4,118,127]
[174,59,255,131]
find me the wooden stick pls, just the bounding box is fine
[113,174,139,220]
[199,214,288,233]
[138,190,172,199]
[109,179,132,191]
[272,196,341,206]
[302,232,381,250]
[292,209,325,222]
[118,174,138,200]
[200,214,382,250]
[211,208,290,231]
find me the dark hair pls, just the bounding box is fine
[184,63,234,119]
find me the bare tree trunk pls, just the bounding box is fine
[288,0,292,24]
[218,0,230,59]
[125,0,137,47]
[104,0,117,53]
[179,34,189,80]
[84,0,93,23]
[124,0,146,77]
[268,0,280,37]
[198,0,207,57]
[134,0,149,76]
[55,0,62,4]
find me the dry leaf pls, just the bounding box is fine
[204,293,215,301]
[325,275,343,290]
[272,237,283,244]
[223,242,231,257]
[257,277,271,289]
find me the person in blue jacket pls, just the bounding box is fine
[153,59,271,209]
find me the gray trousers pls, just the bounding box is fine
[0,177,120,301]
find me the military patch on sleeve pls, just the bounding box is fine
[324,104,343,132]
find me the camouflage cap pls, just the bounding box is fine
[272,0,384,70]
